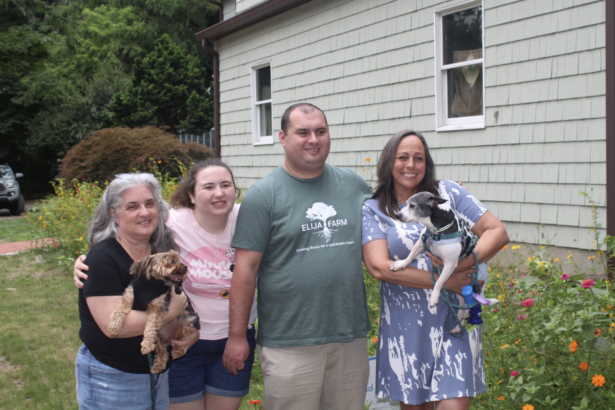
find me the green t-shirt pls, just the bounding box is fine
[232,164,373,347]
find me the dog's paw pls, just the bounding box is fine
[429,295,440,308]
[141,340,156,355]
[389,260,407,271]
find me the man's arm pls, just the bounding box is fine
[222,247,263,375]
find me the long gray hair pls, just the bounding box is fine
[87,173,177,253]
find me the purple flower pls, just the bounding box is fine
[582,279,596,289]
[517,314,527,320]
[561,273,570,280]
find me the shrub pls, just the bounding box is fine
[476,247,615,410]
[28,161,185,258]
[59,126,212,183]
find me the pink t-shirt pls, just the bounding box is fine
[167,205,257,340]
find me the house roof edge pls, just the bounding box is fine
[196,0,313,42]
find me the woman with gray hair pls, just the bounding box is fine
[74,173,195,410]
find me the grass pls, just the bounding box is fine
[0,248,79,410]
[0,216,44,244]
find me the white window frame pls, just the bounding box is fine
[250,62,274,145]
[434,0,485,132]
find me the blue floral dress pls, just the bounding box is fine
[362,180,488,405]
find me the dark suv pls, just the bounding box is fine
[0,165,24,215]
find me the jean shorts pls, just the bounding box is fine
[75,344,169,410]
[169,327,257,403]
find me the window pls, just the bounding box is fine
[434,1,484,131]
[251,63,273,145]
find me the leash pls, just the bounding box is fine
[148,353,156,410]
[423,221,480,338]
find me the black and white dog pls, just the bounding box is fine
[389,192,498,332]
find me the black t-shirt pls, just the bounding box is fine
[78,238,168,374]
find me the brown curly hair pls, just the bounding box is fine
[171,159,241,209]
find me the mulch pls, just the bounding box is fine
[0,238,56,256]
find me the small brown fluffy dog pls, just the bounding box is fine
[108,250,200,373]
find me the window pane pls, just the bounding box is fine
[259,102,272,136]
[442,6,482,65]
[446,63,483,118]
[257,66,271,101]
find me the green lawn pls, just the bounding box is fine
[0,217,43,244]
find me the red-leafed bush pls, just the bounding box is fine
[60,126,212,182]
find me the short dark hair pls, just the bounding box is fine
[372,130,439,218]
[280,103,329,134]
[171,159,241,209]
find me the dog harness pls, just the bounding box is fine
[422,215,481,337]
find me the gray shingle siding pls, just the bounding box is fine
[215,0,606,249]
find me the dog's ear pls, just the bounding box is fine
[130,255,157,279]
[428,195,448,208]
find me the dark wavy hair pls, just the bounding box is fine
[171,159,241,209]
[372,130,439,218]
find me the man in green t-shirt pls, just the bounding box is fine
[222,103,373,410]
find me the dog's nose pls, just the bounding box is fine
[180,264,187,274]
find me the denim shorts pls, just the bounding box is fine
[169,327,257,403]
[75,344,169,410]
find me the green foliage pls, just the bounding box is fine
[59,126,212,184]
[0,0,219,194]
[474,248,615,410]
[27,158,190,258]
[111,34,213,133]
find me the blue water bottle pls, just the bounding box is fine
[461,285,483,325]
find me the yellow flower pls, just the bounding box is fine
[158,160,161,164]
[497,380,503,384]
[540,246,545,249]
[522,405,535,410]
[365,157,371,162]
[554,258,560,262]
[511,245,521,250]
[496,396,505,401]
[588,256,596,260]
[567,253,573,259]
[501,344,509,349]
[515,339,521,344]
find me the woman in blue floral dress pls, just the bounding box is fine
[362,130,509,410]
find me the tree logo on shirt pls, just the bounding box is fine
[303,202,347,243]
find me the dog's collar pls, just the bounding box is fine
[429,220,455,234]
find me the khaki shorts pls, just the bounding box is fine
[257,338,369,410]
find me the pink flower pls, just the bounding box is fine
[516,290,521,294]
[522,298,534,307]
[492,308,499,313]
[510,370,519,377]
[561,273,570,280]
[508,283,513,288]
[582,279,596,289]
[517,314,527,320]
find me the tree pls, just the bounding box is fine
[110,34,213,133]
[306,202,338,243]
